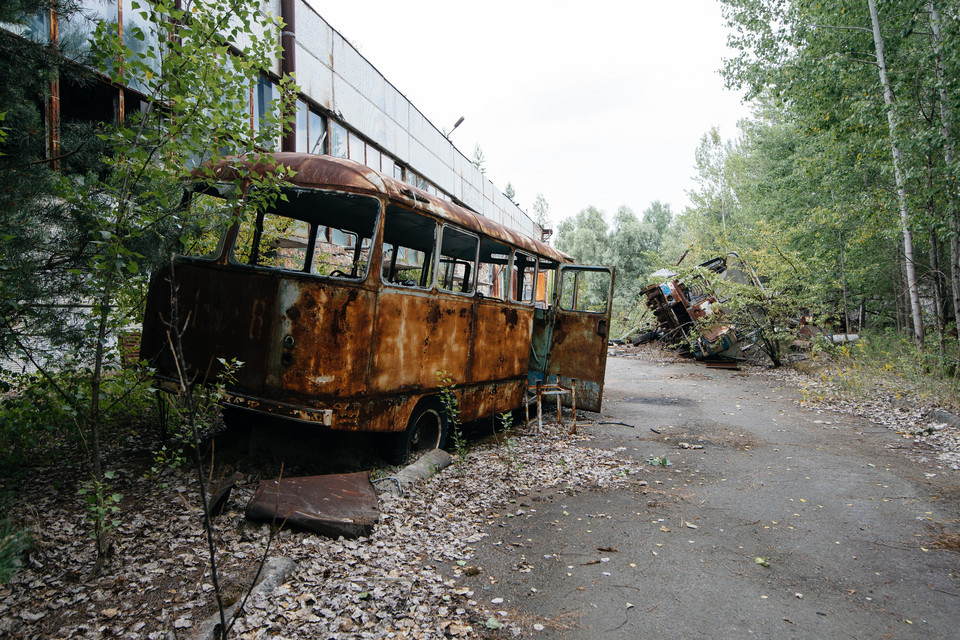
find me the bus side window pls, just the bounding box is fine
[312,225,373,278]
[512,251,537,304]
[438,225,479,295]
[381,206,437,289]
[536,259,559,308]
[232,212,309,271]
[477,238,511,300]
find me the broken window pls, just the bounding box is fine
[512,251,537,304]
[381,206,436,289]
[536,259,559,308]
[295,101,326,154]
[217,188,377,279]
[179,190,238,259]
[437,225,479,295]
[477,238,511,300]
[559,268,611,313]
[313,226,372,278]
[233,213,310,271]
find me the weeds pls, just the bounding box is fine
[646,454,672,467]
[497,411,522,477]
[77,469,122,573]
[803,329,960,412]
[436,371,466,472]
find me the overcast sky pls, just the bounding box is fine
[308,1,752,227]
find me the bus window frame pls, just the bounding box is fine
[380,205,438,291]
[511,250,538,305]
[219,187,380,282]
[436,223,480,297]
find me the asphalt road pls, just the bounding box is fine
[468,354,960,639]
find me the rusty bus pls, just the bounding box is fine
[141,153,614,462]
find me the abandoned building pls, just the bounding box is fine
[3,0,542,238]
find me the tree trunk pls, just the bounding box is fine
[930,2,960,331]
[839,228,849,332]
[869,0,924,344]
[892,239,903,332]
[931,228,946,360]
[88,279,113,482]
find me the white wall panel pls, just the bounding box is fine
[296,44,333,110]
[297,5,333,68]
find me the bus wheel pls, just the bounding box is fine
[386,400,448,465]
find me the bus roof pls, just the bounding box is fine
[202,152,570,264]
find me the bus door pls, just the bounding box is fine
[544,265,615,412]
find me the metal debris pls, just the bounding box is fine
[245,472,380,538]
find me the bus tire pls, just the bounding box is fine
[386,399,449,465]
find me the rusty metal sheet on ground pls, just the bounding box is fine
[245,472,379,538]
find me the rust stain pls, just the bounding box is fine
[143,153,607,441]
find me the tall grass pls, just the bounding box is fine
[800,328,960,411]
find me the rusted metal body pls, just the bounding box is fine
[141,153,613,446]
[245,472,379,538]
[641,257,738,360]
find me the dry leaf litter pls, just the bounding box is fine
[1,419,644,639]
[765,365,960,471]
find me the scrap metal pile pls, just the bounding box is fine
[639,254,766,363]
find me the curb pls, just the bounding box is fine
[929,409,960,430]
[376,449,453,496]
[193,556,297,640]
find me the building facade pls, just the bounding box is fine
[4,0,542,239]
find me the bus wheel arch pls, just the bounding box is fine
[385,396,449,465]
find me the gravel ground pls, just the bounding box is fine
[4,344,959,639]
[1,417,644,639]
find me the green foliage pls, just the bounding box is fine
[436,370,466,467]
[557,202,675,325]
[471,144,486,173]
[77,469,122,542]
[0,518,31,585]
[497,411,521,476]
[0,363,153,472]
[647,454,672,467]
[147,357,242,485]
[532,193,551,230]
[698,0,960,357]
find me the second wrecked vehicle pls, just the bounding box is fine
[141,153,614,462]
[641,254,766,361]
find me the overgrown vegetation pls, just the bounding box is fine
[0,0,295,596]
[557,2,960,387]
[436,370,466,472]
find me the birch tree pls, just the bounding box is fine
[867,0,924,342]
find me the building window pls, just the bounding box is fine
[348,130,364,164]
[252,75,279,151]
[329,120,348,158]
[308,109,325,154]
[295,101,327,154]
[366,146,381,171]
